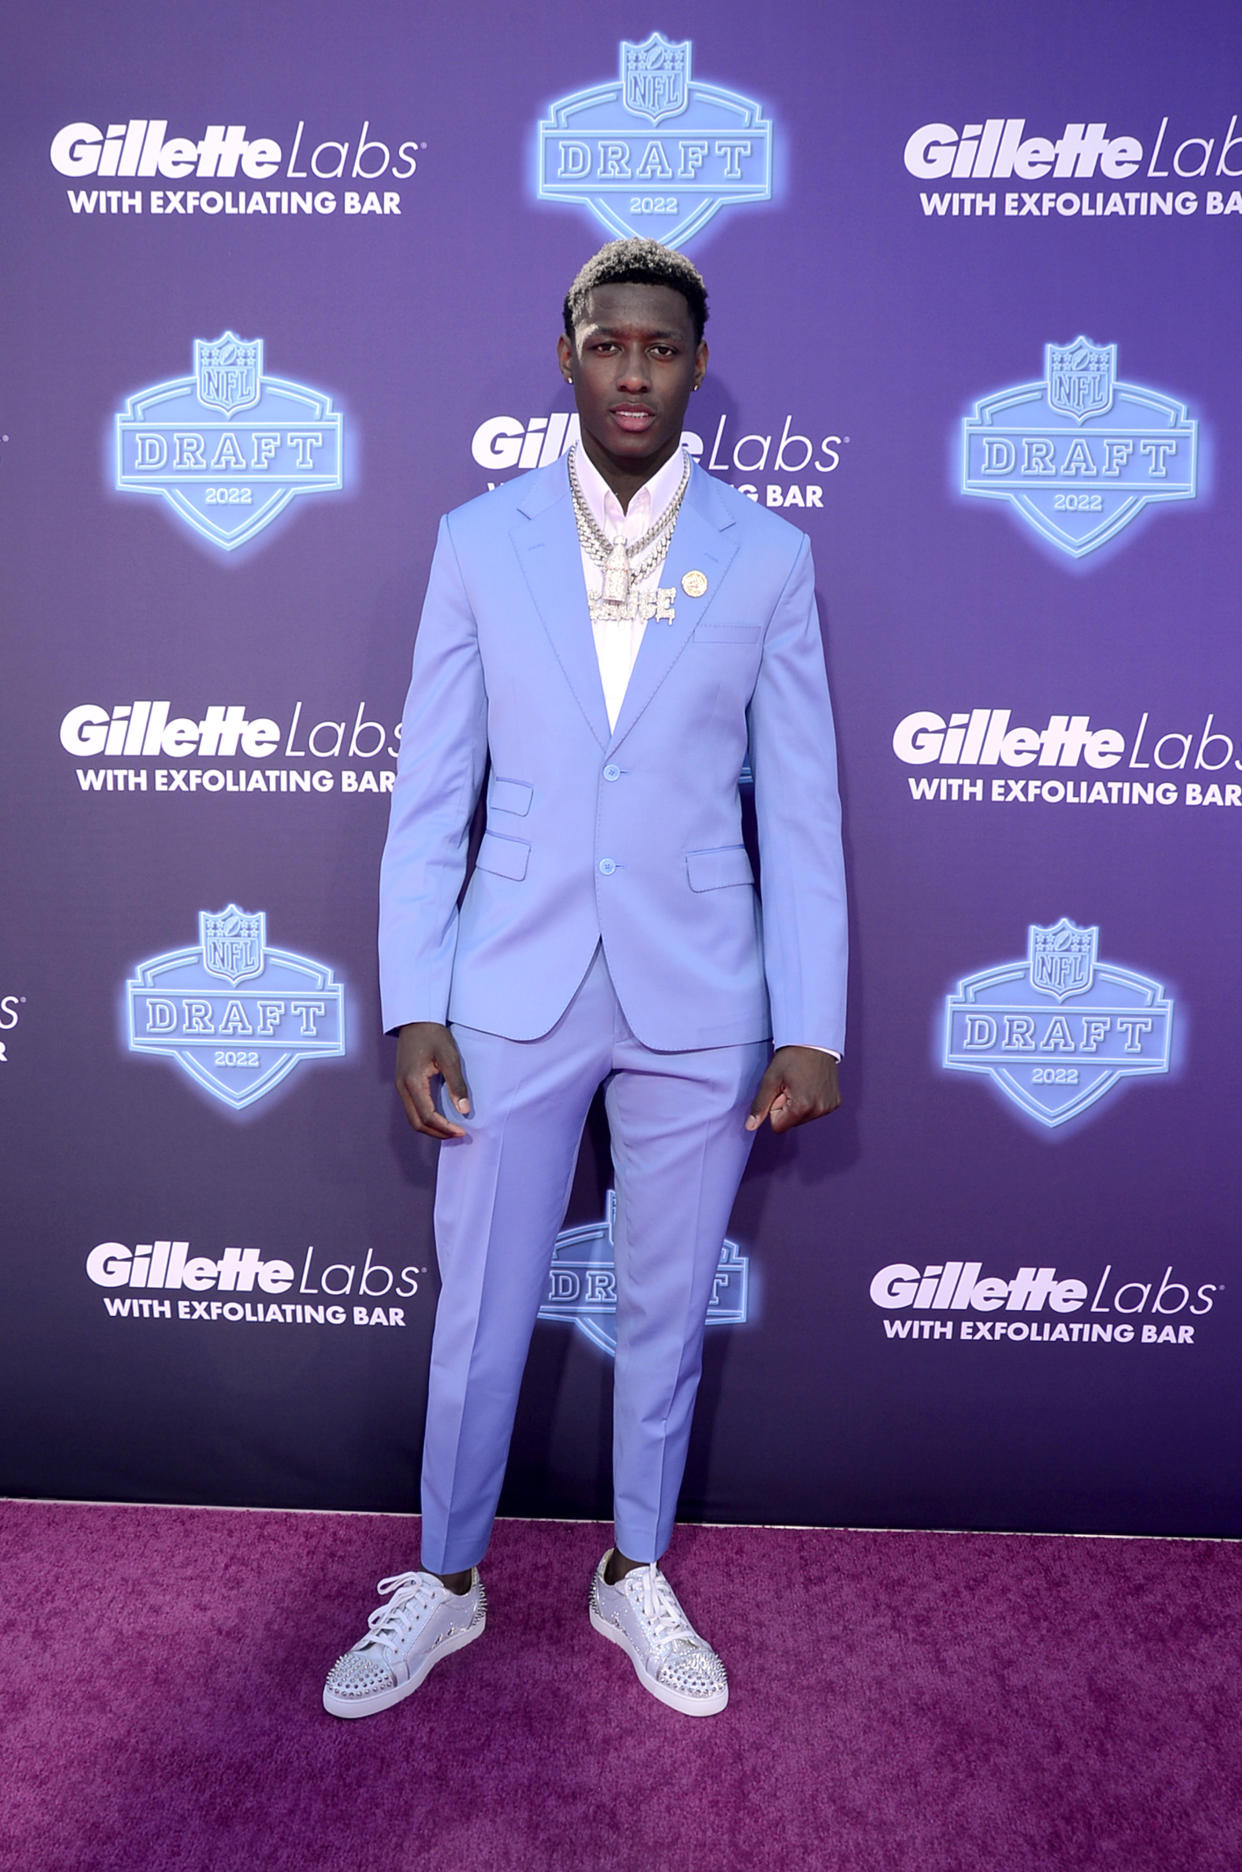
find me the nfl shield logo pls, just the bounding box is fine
[200,906,266,986]
[622,33,690,123]
[1028,920,1098,1001]
[1045,338,1116,422]
[194,333,262,416]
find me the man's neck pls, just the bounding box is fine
[576,433,681,514]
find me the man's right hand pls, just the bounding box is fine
[395,1022,471,1139]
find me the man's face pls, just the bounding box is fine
[557,280,707,489]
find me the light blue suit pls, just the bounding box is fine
[379,454,846,1570]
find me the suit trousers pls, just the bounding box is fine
[419,944,768,1573]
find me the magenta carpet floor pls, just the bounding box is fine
[1,1502,1239,1872]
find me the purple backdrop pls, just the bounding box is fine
[4,0,1239,1536]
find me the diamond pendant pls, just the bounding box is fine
[602,539,631,607]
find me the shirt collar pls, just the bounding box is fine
[571,443,689,539]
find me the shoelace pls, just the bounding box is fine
[627,1564,699,1652]
[362,1571,445,1653]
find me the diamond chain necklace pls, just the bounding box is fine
[568,444,690,614]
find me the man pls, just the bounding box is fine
[324,238,847,1721]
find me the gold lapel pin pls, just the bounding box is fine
[681,569,708,598]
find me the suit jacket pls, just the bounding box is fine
[379,455,847,1054]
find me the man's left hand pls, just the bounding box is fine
[746,1047,841,1133]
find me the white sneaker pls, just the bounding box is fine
[323,1569,486,1718]
[588,1552,728,1716]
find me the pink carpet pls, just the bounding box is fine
[1,1501,1239,1871]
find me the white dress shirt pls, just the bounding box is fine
[572,443,688,733]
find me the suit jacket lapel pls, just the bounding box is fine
[608,465,739,750]
[511,464,611,750]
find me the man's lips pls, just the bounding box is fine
[610,406,656,432]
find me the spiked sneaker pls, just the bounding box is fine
[589,1552,728,1716]
[323,1569,485,1718]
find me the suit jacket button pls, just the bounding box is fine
[603,764,621,782]
[598,858,616,875]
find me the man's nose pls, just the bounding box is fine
[616,346,650,388]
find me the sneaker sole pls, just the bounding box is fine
[589,1604,728,1717]
[323,1611,485,1719]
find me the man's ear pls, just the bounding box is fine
[557,332,574,385]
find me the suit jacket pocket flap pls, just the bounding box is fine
[476,831,530,880]
[487,775,533,816]
[693,623,762,643]
[686,845,754,892]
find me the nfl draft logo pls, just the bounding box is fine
[943,919,1174,1128]
[114,334,344,550]
[537,1191,750,1356]
[125,907,346,1110]
[536,33,773,248]
[960,339,1197,558]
